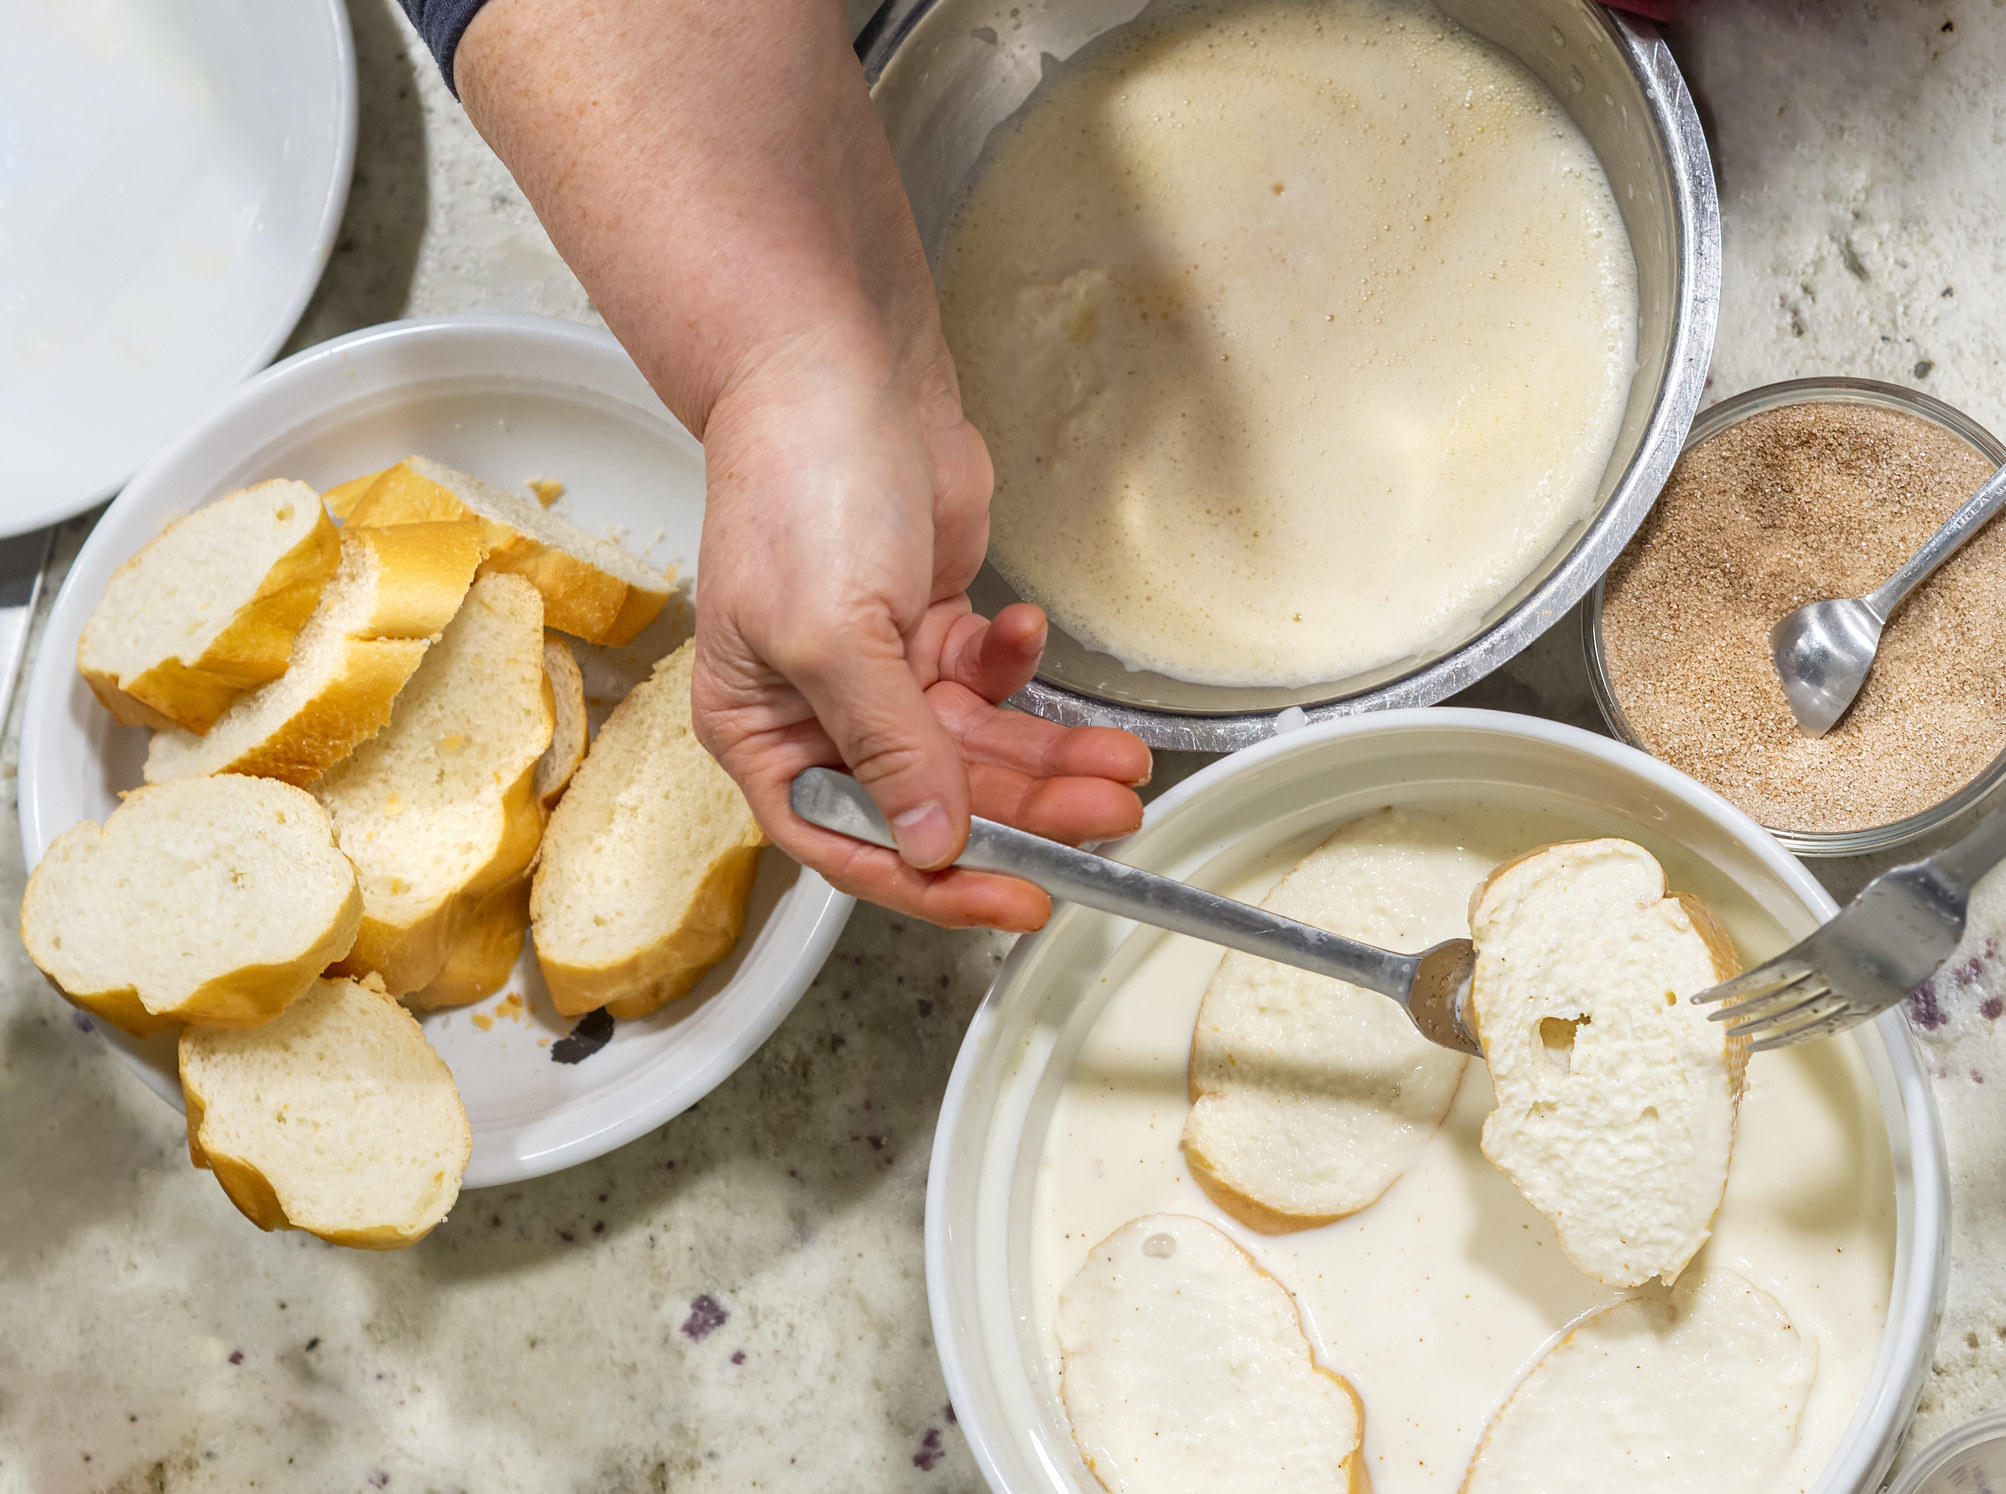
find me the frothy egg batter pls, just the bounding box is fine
[939,0,1638,687]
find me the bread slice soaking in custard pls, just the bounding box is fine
[1470,838,1744,1287]
[1058,1214,1367,1494]
[1182,809,1476,1231]
[1461,1268,1817,1494]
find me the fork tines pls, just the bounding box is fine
[1690,958,1863,1050]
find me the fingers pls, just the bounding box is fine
[788,823,1053,932]
[700,706,1056,931]
[929,679,1154,786]
[966,762,1145,844]
[780,622,972,871]
[936,601,1049,704]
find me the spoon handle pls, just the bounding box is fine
[1867,461,2006,620]
[788,767,1420,1000]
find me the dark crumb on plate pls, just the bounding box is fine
[551,1009,615,1064]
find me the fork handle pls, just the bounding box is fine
[1925,804,2006,893]
[789,767,1420,1000]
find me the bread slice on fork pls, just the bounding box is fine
[1470,838,1743,1287]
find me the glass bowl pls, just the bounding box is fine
[1887,1410,2006,1494]
[1585,376,2006,857]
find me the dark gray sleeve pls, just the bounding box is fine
[397,0,491,96]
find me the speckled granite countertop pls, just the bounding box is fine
[2,2,2002,1489]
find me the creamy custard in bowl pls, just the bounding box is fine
[1029,807,1896,1492]
[938,0,1639,688]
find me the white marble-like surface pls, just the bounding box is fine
[3,1,2005,1489]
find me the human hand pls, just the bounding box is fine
[693,328,1151,932]
[456,0,1151,931]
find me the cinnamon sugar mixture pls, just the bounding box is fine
[1600,400,2006,833]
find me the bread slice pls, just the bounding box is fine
[19,775,361,1036]
[1057,1214,1367,1494]
[399,633,581,1009]
[406,873,533,1010]
[1183,809,1474,1231]
[314,573,552,996]
[78,480,341,733]
[1470,838,1744,1288]
[144,521,486,787]
[531,639,766,1018]
[536,634,588,810]
[322,467,388,520]
[179,975,472,1249]
[344,456,671,645]
[1461,1268,1817,1494]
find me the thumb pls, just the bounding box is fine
[788,631,971,871]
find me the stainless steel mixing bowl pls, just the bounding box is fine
[860,0,1721,751]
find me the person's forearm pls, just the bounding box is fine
[455,0,935,437]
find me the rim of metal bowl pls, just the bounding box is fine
[1584,375,2006,857]
[862,4,1723,753]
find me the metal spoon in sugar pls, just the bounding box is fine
[1773,459,2006,736]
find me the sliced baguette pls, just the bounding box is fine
[315,573,552,996]
[1183,808,1474,1231]
[1058,1214,1367,1494]
[536,633,588,810]
[344,456,671,645]
[322,467,389,521]
[20,776,361,1036]
[78,480,341,733]
[401,634,580,1010]
[180,975,472,1249]
[1471,838,1743,1288]
[406,873,533,1010]
[144,521,486,787]
[1461,1268,1817,1494]
[531,639,766,1018]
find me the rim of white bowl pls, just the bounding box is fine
[925,707,1948,1494]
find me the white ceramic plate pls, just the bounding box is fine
[18,314,854,1187]
[0,0,356,535]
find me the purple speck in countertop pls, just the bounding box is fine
[1984,997,2003,1021]
[72,1013,93,1034]
[730,1350,746,1365]
[227,1351,243,1366]
[1907,977,1949,1031]
[681,1295,728,1341]
[913,1428,944,1471]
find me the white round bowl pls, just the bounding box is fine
[925,710,1947,1494]
[18,313,853,1187]
[0,0,358,533]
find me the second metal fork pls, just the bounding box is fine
[1694,807,2006,1049]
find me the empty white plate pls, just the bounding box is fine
[0,0,356,535]
[17,314,854,1187]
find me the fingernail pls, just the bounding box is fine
[892,802,956,869]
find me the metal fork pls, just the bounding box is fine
[789,768,1482,1055]
[1694,807,2006,1049]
